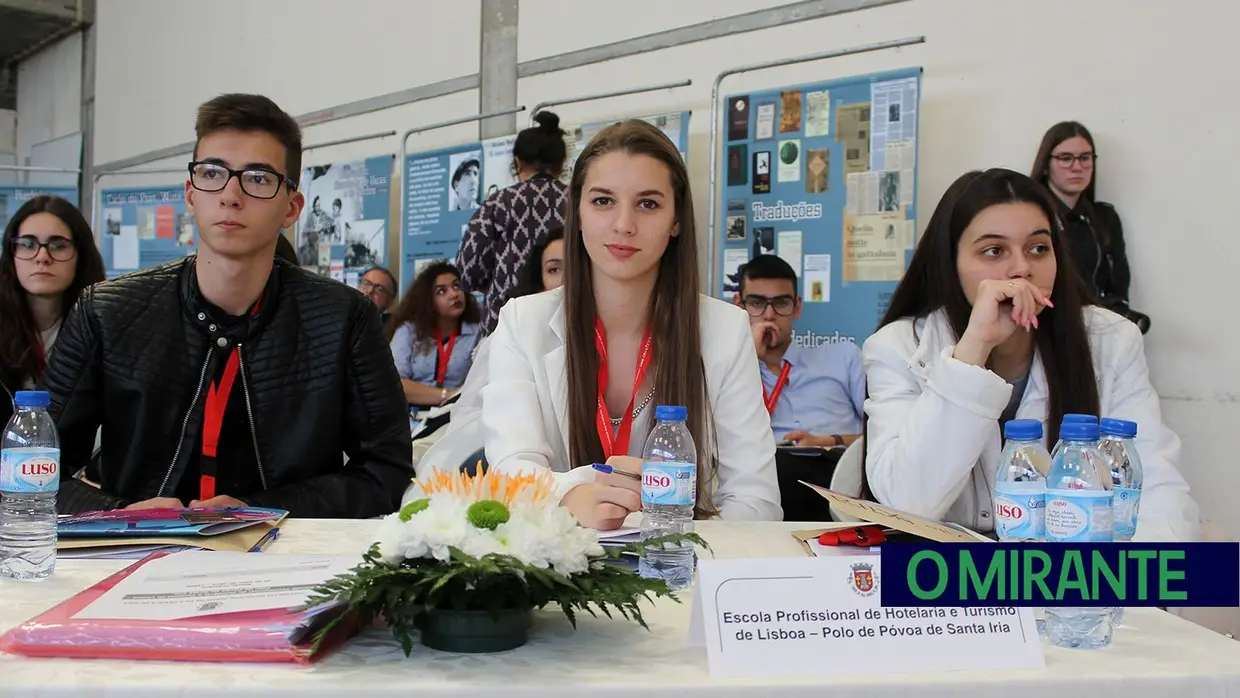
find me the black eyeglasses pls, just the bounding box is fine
[1050,152,1096,167]
[188,161,297,199]
[742,294,796,317]
[359,278,393,297]
[11,235,76,262]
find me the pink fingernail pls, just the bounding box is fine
[1032,316,1040,330]
[1042,297,1055,308]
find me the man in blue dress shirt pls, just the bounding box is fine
[734,255,865,449]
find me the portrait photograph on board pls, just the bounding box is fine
[447,151,482,213]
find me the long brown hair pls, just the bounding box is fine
[0,195,105,388]
[860,168,1100,498]
[385,260,480,349]
[1030,121,1110,244]
[562,119,717,517]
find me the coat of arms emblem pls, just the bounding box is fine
[850,562,878,596]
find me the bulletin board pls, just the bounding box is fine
[98,186,197,279]
[294,154,394,287]
[0,186,79,234]
[716,67,922,345]
[400,134,517,289]
[400,110,692,292]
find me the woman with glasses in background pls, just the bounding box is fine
[1031,122,1148,333]
[0,195,105,427]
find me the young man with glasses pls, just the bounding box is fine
[733,255,865,449]
[44,93,413,518]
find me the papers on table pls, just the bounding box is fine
[597,527,641,544]
[56,506,287,559]
[75,551,359,622]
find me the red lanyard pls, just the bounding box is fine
[594,318,654,460]
[199,296,261,501]
[434,326,459,387]
[763,361,791,415]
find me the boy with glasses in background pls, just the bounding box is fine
[44,93,412,518]
[733,255,865,449]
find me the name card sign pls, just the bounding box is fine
[691,556,1045,679]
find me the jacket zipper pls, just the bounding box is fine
[1082,213,1103,288]
[157,347,214,497]
[235,344,269,491]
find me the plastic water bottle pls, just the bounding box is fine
[0,391,60,580]
[1050,413,1097,461]
[1100,417,1143,627]
[994,419,1049,634]
[1044,418,1113,648]
[994,419,1049,543]
[639,405,697,591]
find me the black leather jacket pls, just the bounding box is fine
[1058,198,1149,333]
[44,257,413,518]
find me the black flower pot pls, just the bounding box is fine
[415,606,533,653]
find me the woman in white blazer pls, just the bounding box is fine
[862,168,1198,542]
[481,119,781,529]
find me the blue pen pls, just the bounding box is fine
[591,463,642,481]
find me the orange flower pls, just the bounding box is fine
[419,467,554,508]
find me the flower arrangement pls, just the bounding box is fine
[303,468,705,655]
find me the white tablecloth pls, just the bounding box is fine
[2,520,1239,697]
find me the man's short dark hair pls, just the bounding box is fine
[362,266,398,294]
[194,93,303,186]
[739,254,798,296]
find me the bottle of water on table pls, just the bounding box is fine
[1100,417,1143,627]
[0,391,60,580]
[639,405,696,591]
[1044,418,1113,648]
[994,419,1049,543]
[1050,413,1097,461]
[994,419,1049,633]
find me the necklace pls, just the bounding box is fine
[610,386,656,426]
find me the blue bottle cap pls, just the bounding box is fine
[1062,413,1098,424]
[13,390,49,409]
[1100,418,1137,438]
[1060,420,1100,442]
[1003,419,1042,441]
[654,405,688,422]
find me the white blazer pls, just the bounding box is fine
[862,306,1200,542]
[481,287,782,520]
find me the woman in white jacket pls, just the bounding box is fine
[862,168,1198,542]
[480,119,781,530]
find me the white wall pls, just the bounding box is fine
[93,0,482,169]
[15,31,82,181]
[85,0,1240,536]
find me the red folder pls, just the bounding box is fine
[0,552,357,664]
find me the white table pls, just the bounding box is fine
[3,520,1240,697]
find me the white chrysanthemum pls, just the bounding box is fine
[375,511,411,563]
[375,468,610,576]
[417,497,472,561]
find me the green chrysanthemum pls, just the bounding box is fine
[467,500,510,530]
[398,498,431,522]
